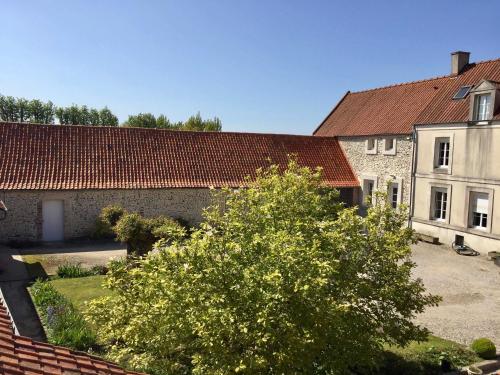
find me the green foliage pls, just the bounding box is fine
[86,159,440,374]
[113,213,186,256]
[363,337,479,375]
[31,280,97,351]
[471,338,497,359]
[123,111,221,131]
[55,104,118,126]
[0,94,55,123]
[93,205,127,239]
[56,263,107,278]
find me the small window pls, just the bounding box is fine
[452,85,472,100]
[383,138,396,155]
[473,94,492,121]
[436,139,450,168]
[365,138,377,154]
[390,183,399,209]
[469,192,489,230]
[433,189,447,221]
[363,179,375,205]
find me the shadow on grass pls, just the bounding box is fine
[24,261,48,280]
[351,351,445,375]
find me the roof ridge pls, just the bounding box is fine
[349,57,500,95]
[350,74,451,94]
[0,121,336,139]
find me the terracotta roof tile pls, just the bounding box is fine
[315,58,500,136]
[0,122,358,190]
[0,301,143,375]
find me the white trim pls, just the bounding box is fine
[382,137,397,155]
[365,138,377,154]
[360,174,379,206]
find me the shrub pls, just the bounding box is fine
[30,280,97,351]
[471,338,497,359]
[92,205,126,239]
[87,159,440,374]
[114,214,187,256]
[57,263,108,278]
[57,263,93,278]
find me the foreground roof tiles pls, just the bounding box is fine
[0,122,358,190]
[315,58,500,136]
[0,300,142,375]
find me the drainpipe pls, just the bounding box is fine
[409,127,418,229]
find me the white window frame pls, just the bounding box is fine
[433,136,453,173]
[387,178,403,209]
[468,191,490,231]
[362,178,376,206]
[431,187,448,222]
[473,93,492,121]
[365,138,377,155]
[382,137,396,155]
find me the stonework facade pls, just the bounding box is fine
[0,188,212,242]
[339,136,413,210]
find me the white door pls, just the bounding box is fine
[42,200,64,241]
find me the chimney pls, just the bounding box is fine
[451,51,470,75]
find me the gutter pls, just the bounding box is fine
[409,126,419,229]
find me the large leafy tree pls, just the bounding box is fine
[55,104,118,126]
[123,111,221,131]
[88,160,439,374]
[0,95,55,123]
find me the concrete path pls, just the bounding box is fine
[18,241,127,275]
[0,246,46,341]
[412,241,500,347]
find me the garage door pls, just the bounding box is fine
[42,200,64,241]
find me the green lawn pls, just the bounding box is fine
[50,275,113,310]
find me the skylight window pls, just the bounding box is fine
[452,85,473,100]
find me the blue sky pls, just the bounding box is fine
[1,1,499,134]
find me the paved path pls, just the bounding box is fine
[18,241,127,275]
[0,246,46,341]
[412,241,500,347]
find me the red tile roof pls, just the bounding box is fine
[0,122,359,190]
[314,58,500,136]
[0,300,142,375]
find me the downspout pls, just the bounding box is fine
[409,126,418,229]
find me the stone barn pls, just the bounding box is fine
[0,122,359,243]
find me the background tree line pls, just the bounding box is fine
[0,94,222,131]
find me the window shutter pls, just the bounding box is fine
[472,193,488,214]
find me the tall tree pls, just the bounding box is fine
[123,111,222,131]
[87,160,439,375]
[98,107,119,126]
[123,112,157,128]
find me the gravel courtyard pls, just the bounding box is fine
[412,241,500,347]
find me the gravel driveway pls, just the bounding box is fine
[412,241,500,347]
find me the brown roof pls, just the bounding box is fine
[0,122,358,190]
[314,58,500,136]
[0,300,142,375]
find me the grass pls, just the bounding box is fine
[21,254,57,279]
[49,275,112,311]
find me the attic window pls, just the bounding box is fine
[452,85,473,100]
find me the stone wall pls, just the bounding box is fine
[0,186,357,243]
[339,136,413,208]
[0,188,212,242]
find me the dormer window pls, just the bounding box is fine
[473,94,492,121]
[468,80,499,123]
